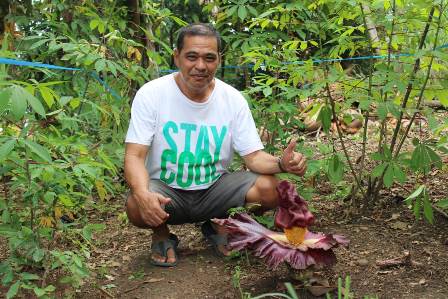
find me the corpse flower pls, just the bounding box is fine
[213,181,349,270]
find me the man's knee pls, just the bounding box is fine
[246,175,279,208]
[126,194,154,229]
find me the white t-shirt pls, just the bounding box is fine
[125,73,263,190]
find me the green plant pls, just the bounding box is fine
[250,282,299,299]
[232,265,251,299]
[211,0,448,222]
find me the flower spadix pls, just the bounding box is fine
[213,180,349,270]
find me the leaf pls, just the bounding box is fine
[383,165,394,187]
[32,248,45,262]
[413,197,421,220]
[0,88,11,113]
[90,19,99,30]
[38,86,55,108]
[29,39,49,50]
[95,59,106,72]
[327,154,344,184]
[58,194,74,207]
[26,93,46,116]
[371,163,387,178]
[82,223,105,241]
[392,164,406,183]
[6,280,20,299]
[423,193,434,224]
[9,87,27,119]
[238,6,247,20]
[34,287,46,297]
[436,199,448,209]
[95,180,107,201]
[262,87,272,97]
[20,273,40,281]
[318,105,332,133]
[0,139,16,162]
[226,5,238,17]
[23,139,52,162]
[404,185,425,204]
[285,282,299,299]
[377,103,387,120]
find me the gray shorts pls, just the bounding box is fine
[150,171,259,225]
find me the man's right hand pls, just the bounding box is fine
[133,191,171,227]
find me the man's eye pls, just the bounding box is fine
[206,57,216,62]
[187,56,197,60]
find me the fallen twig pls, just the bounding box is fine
[99,287,114,298]
[376,251,410,268]
[376,251,422,269]
[122,278,164,294]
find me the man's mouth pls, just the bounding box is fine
[191,74,208,78]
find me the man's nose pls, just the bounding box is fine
[195,58,206,70]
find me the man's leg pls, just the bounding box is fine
[245,174,279,208]
[126,194,176,264]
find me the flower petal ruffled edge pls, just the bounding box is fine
[214,213,349,270]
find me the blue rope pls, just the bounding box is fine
[1,42,447,94]
[0,57,121,101]
[0,57,81,71]
[159,43,448,73]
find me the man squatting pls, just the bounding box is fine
[124,23,307,266]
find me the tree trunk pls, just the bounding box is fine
[0,0,10,35]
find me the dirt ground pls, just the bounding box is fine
[76,194,448,299]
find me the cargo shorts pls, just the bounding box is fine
[148,171,259,225]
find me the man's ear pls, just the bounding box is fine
[173,48,180,67]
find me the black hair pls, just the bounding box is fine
[176,23,222,53]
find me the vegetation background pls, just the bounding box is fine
[0,0,447,298]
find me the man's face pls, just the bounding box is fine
[174,35,220,94]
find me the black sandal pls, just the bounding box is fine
[149,233,179,267]
[201,221,228,257]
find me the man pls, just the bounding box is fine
[124,23,307,267]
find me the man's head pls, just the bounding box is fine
[174,23,221,100]
[176,23,222,54]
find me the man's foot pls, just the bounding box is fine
[150,233,179,267]
[201,221,231,257]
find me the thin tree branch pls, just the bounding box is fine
[394,3,444,157]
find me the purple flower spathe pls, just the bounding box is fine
[275,180,315,229]
[214,213,349,270]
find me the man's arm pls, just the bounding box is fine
[124,143,170,227]
[242,150,282,174]
[242,140,307,176]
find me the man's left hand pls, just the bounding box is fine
[280,139,307,176]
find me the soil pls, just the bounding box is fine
[76,195,448,299]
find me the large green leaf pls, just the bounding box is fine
[0,139,16,161]
[423,194,434,224]
[10,85,46,117]
[383,165,394,187]
[23,139,52,162]
[0,88,11,114]
[6,280,20,299]
[9,87,27,119]
[238,6,248,20]
[436,199,448,209]
[404,185,425,204]
[327,154,344,183]
[38,86,55,108]
[318,105,332,133]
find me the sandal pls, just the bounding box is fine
[150,233,179,267]
[201,220,228,257]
